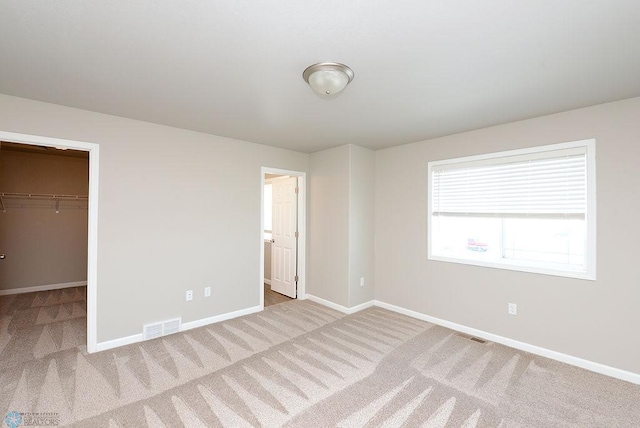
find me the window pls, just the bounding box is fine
[428,139,596,280]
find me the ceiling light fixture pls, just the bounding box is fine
[303,62,354,97]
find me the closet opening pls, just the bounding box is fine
[0,131,99,353]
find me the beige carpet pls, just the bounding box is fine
[264,284,293,308]
[1,288,640,427]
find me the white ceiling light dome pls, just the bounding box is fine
[303,63,354,97]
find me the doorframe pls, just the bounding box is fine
[0,130,100,353]
[260,167,306,308]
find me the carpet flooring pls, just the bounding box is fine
[264,284,293,308]
[1,288,640,427]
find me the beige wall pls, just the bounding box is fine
[0,149,89,290]
[374,97,640,374]
[308,145,350,306]
[348,145,375,306]
[308,144,375,308]
[4,91,638,376]
[0,94,308,343]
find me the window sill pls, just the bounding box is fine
[428,254,595,281]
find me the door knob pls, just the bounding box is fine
[270,239,275,244]
[0,254,5,260]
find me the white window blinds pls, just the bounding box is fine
[431,147,587,218]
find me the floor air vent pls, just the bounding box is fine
[456,332,488,344]
[143,318,182,340]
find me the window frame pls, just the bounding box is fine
[427,139,596,280]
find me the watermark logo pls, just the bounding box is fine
[4,412,22,428]
[4,412,59,427]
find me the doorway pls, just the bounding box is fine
[260,167,306,308]
[0,131,99,352]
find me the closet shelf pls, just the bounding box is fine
[1,192,88,199]
[0,192,88,213]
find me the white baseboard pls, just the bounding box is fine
[305,294,375,315]
[303,294,640,385]
[94,293,640,385]
[349,299,376,313]
[264,279,272,286]
[181,305,262,331]
[95,333,144,352]
[374,300,640,386]
[95,305,263,352]
[0,281,87,296]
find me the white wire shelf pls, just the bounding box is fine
[0,192,88,213]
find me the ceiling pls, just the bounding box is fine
[1,1,639,153]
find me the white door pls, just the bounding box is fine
[270,177,298,298]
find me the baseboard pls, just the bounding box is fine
[264,279,272,285]
[349,299,376,313]
[95,333,143,352]
[305,294,347,312]
[305,294,375,315]
[374,300,640,386]
[95,305,263,352]
[181,305,262,331]
[94,294,640,385]
[0,281,87,296]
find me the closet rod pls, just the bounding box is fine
[0,192,88,200]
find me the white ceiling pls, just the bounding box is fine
[1,1,639,153]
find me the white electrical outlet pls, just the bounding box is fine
[360,277,365,287]
[508,303,517,315]
[204,287,211,297]
[186,290,193,302]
